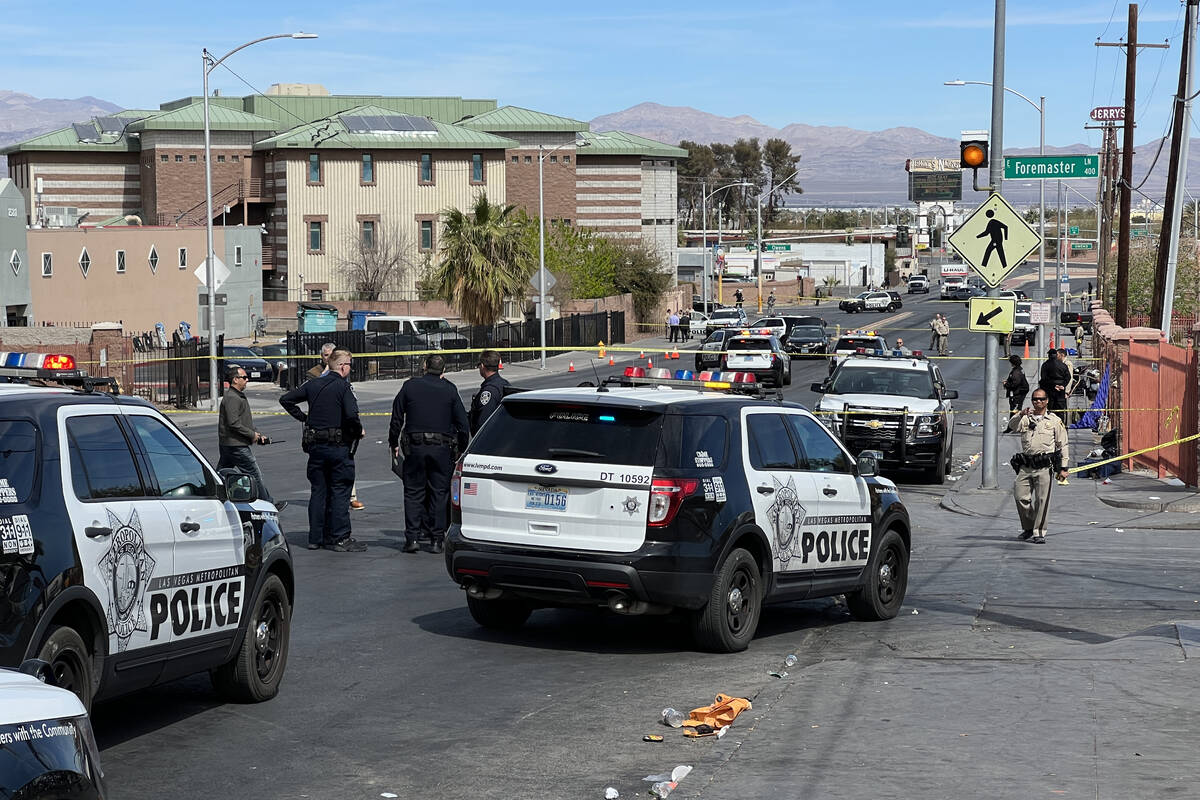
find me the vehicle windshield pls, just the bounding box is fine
[835,337,885,351]
[829,367,936,398]
[751,318,781,327]
[711,310,741,320]
[261,345,288,356]
[415,320,453,334]
[224,347,258,357]
[727,338,772,351]
[789,326,824,339]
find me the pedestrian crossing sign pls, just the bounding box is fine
[948,193,1041,287]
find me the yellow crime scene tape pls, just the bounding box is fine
[1064,431,1200,476]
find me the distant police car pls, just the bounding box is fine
[1,663,106,799]
[722,332,791,387]
[840,291,897,314]
[828,331,889,375]
[445,370,912,652]
[0,353,294,710]
[812,350,958,482]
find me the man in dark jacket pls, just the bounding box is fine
[469,349,510,435]
[1038,348,1071,423]
[1004,354,1029,416]
[281,349,366,552]
[218,365,273,503]
[389,354,470,554]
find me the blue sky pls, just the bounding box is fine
[0,0,1191,150]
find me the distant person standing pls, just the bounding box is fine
[679,308,692,341]
[307,342,336,381]
[469,349,509,436]
[218,365,274,504]
[766,289,777,312]
[1004,354,1029,416]
[668,309,681,343]
[1038,348,1071,423]
[734,287,744,309]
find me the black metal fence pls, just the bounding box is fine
[123,333,206,409]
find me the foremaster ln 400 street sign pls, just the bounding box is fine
[948,193,1042,287]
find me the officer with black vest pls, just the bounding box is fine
[469,349,509,435]
[388,354,469,553]
[280,348,367,552]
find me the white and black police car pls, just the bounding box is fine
[445,368,911,652]
[0,353,294,710]
[1,660,106,798]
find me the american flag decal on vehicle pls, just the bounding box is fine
[463,482,478,496]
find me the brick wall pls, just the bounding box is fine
[0,325,135,390]
[506,148,576,223]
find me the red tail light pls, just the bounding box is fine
[451,456,465,509]
[648,478,700,527]
[43,354,75,370]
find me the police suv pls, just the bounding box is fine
[445,371,912,652]
[812,350,958,483]
[722,332,792,387]
[0,354,294,710]
[828,331,889,375]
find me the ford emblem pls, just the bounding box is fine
[536,463,557,475]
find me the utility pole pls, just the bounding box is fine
[980,0,1005,490]
[1161,0,1199,334]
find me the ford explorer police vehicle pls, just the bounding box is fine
[0,354,294,710]
[828,331,889,375]
[812,350,958,482]
[1,661,106,798]
[722,332,791,387]
[445,371,912,652]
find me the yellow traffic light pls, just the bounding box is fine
[961,140,988,169]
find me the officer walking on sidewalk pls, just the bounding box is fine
[280,348,367,552]
[388,354,470,554]
[469,349,509,435]
[218,365,275,504]
[1007,389,1069,544]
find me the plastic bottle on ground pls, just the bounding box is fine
[661,708,685,728]
[784,654,798,667]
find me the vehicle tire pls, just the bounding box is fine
[927,450,947,484]
[467,594,532,631]
[212,574,291,703]
[886,303,896,312]
[845,529,909,621]
[691,547,762,652]
[37,625,94,711]
[783,361,792,386]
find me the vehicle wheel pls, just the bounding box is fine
[927,450,947,484]
[212,574,291,702]
[467,594,532,630]
[845,530,909,621]
[783,362,792,386]
[886,303,896,312]
[37,625,94,711]
[691,547,762,652]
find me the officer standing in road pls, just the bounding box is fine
[218,365,274,505]
[280,348,367,553]
[1038,347,1071,423]
[1007,389,1069,544]
[388,354,469,554]
[470,349,509,436]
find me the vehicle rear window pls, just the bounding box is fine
[727,338,771,351]
[469,402,664,466]
[835,337,884,351]
[369,320,400,333]
[0,420,38,503]
[659,414,728,469]
[790,326,824,338]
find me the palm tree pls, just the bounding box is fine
[432,193,534,326]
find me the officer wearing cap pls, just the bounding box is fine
[469,349,509,435]
[280,348,367,553]
[388,354,469,554]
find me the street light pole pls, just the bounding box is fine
[203,32,315,410]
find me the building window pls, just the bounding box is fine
[232,155,240,162]
[160,154,168,162]
[189,154,197,163]
[41,253,52,277]
[234,246,243,267]
[175,155,183,162]
[362,220,375,248]
[511,155,518,163]
[148,246,159,273]
[78,248,90,277]
[361,153,374,183]
[309,288,324,301]
[116,250,126,274]
[549,155,557,163]
[309,220,323,252]
[471,153,484,183]
[308,153,321,184]
[419,219,434,251]
[217,155,225,163]
[419,153,433,184]
[9,250,20,276]
[524,155,532,164]
[563,154,571,163]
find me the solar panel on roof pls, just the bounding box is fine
[96,116,124,134]
[72,123,100,143]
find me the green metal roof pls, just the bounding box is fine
[457,105,588,133]
[578,130,688,158]
[128,104,280,132]
[253,105,517,151]
[241,95,496,128]
[0,115,150,154]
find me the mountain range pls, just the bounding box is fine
[0,92,1189,208]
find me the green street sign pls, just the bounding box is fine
[763,243,792,252]
[1131,229,1147,238]
[1071,241,1094,250]
[1068,226,1080,235]
[1004,155,1099,180]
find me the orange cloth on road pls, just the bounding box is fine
[681,694,751,735]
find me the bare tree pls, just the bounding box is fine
[336,220,419,300]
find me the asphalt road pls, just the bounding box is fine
[92,266,1181,800]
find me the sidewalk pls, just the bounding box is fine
[941,423,1200,530]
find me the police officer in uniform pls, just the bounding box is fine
[280,348,367,552]
[470,349,509,435]
[388,354,469,554]
[1007,389,1069,544]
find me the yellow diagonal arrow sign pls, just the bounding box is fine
[968,296,1016,334]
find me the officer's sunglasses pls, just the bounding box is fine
[1031,397,1048,402]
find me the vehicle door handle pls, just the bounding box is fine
[823,487,838,497]
[84,526,112,538]
[757,485,775,494]
[179,521,201,534]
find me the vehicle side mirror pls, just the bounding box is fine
[19,658,55,685]
[222,470,259,503]
[810,382,826,393]
[943,389,959,399]
[857,450,883,477]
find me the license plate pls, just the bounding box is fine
[250,371,260,377]
[526,486,568,511]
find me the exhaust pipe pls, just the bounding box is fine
[465,583,504,600]
[606,592,670,616]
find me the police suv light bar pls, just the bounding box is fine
[0,351,118,393]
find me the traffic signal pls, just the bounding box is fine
[896,225,910,247]
[960,138,988,169]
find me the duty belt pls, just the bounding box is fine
[303,427,345,446]
[1014,451,1058,470]
[406,431,455,446]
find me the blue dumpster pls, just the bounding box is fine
[297,303,338,333]
[349,310,385,330]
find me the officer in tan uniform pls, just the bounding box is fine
[1007,389,1069,544]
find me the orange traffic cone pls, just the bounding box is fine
[664,351,670,360]
[647,358,653,369]
[1023,339,1029,359]
[672,349,680,360]
[608,356,615,366]
[1049,331,1055,349]
[498,359,504,370]
[568,361,575,372]
[639,350,645,359]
